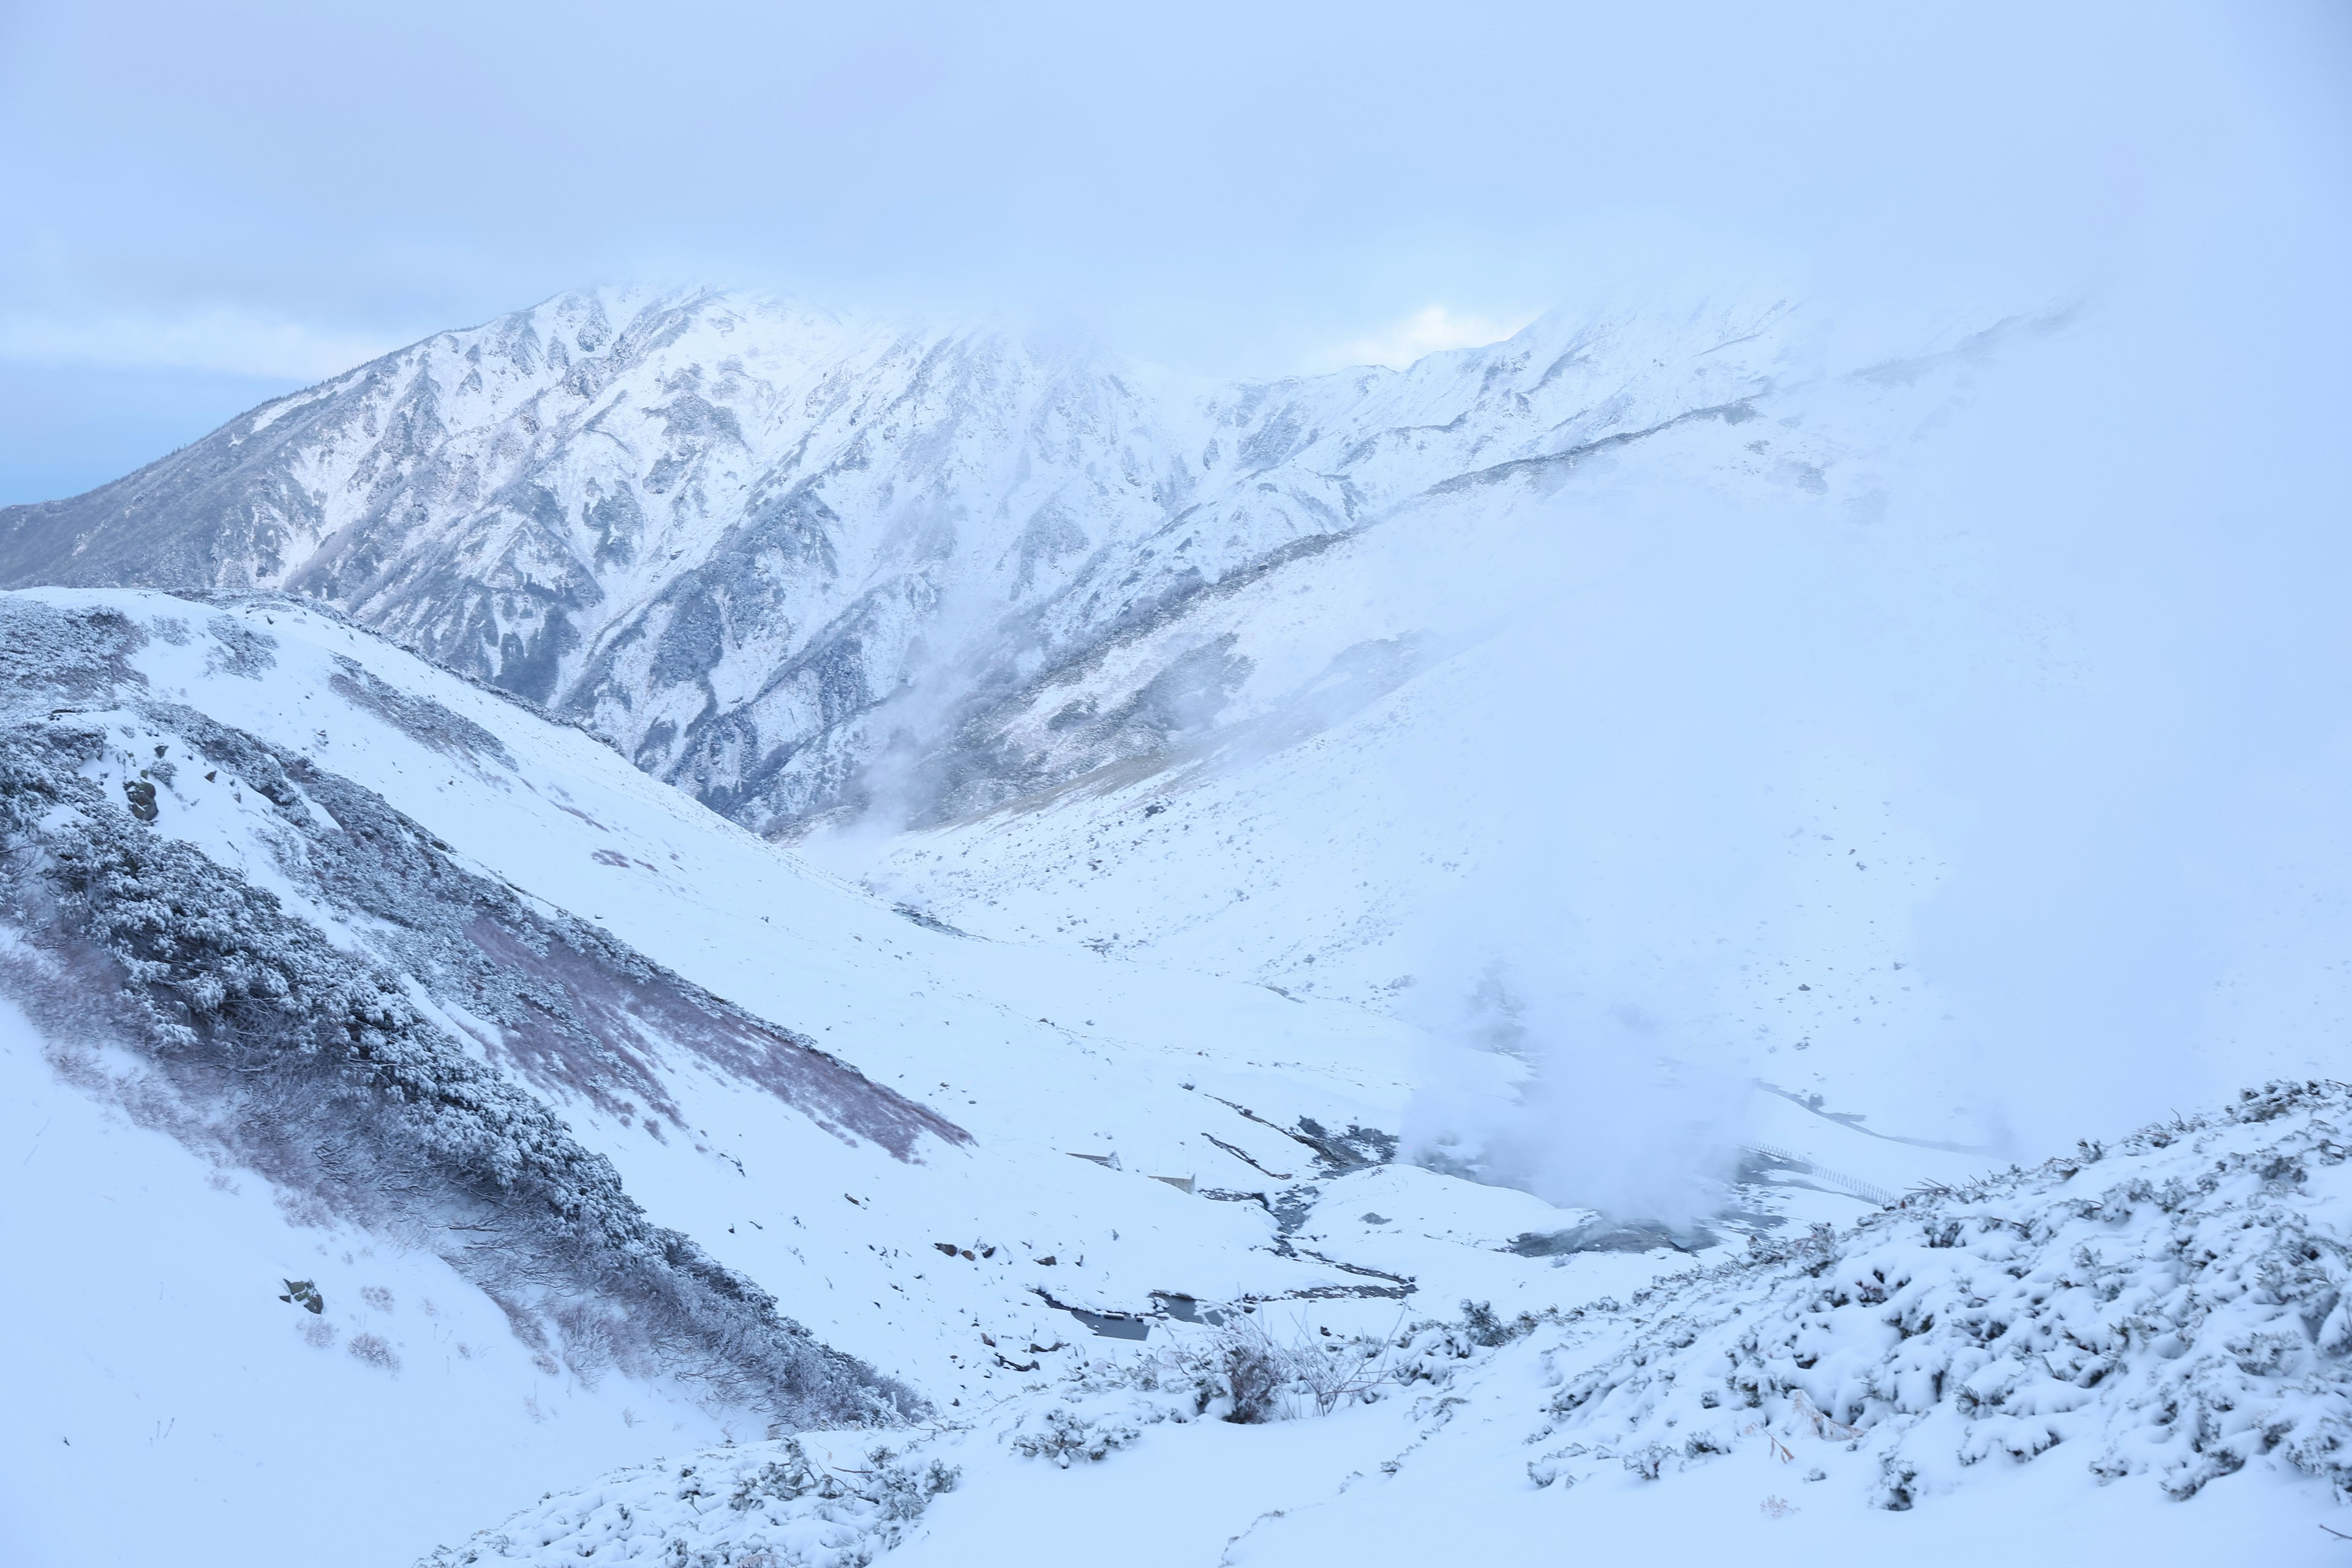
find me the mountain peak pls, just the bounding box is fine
[0,288,1828,839]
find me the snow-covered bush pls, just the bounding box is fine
[347,1332,400,1371]
[1009,1406,1142,1464]
[1043,1298,1537,1433]
[0,597,921,1428]
[1459,1298,1542,1349]
[1527,1080,2352,1508]
[422,1436,959,1566]
[1204,1319,1287,1423]
[1161,1313,1411,1423]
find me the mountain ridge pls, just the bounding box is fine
[0,287,1813,837]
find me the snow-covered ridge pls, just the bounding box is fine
[0,287,1885,837]
[1531,1077,2352,1506]
[0,584,1569,1566]
[0,592,924,1425]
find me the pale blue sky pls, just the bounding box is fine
[0,0,2343,502]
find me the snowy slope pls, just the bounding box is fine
[0,995,754,1568]
[2,290,2173,1167]
[418,1081,2352,1567]
[2,591,2342,1566]
[0,586,1662,1566]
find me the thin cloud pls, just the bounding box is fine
[1322,306,1539,372]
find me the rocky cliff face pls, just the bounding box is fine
[0,287,1812,834]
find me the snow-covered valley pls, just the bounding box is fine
[1,281,2346,1566]
[2,584,2345,1566]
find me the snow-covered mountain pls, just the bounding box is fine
[0,288,2123,1101]
[0,586,1504,1564]
[0,287,1831,839]
[9,284,2335,1185]
[6,281,2348,1564]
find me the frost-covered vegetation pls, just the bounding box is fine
[1150,1307,1537,1425]
[419,1434,960,1567]
[407,1304,1539,1565]
[0,597,915,1424]
[994,1301,1536,1450]
[433,1082,2352,1566]
[1528,1079,2352,1507]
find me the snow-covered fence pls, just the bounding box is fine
[1743,1142,1899,1207]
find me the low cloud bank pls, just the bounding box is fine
[1392,193,2352,1218]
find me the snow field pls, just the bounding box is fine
[0,995,736,1568]
[417,1084,2352,1566]
[3,587,2343,1566]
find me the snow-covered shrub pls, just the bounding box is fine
[1364,1303,1550,1400]
[1163,1314,1408,1423]
[865,1452,960,1521]
[347,1331,400,1371]
[1527,1080,2352,1508]
[1208,1320,1287,1423]
[1010,1406,1142,1465]
[423,1436,958,1566]
[0,599,921,1429]
[1460,1298,1542,1348]
[722,1436,957,1517]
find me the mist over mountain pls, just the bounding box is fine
[3,0,2346,1558]
[4,270,2350,1568]
[0,287,1834,836]
[12,280,2346,1160]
